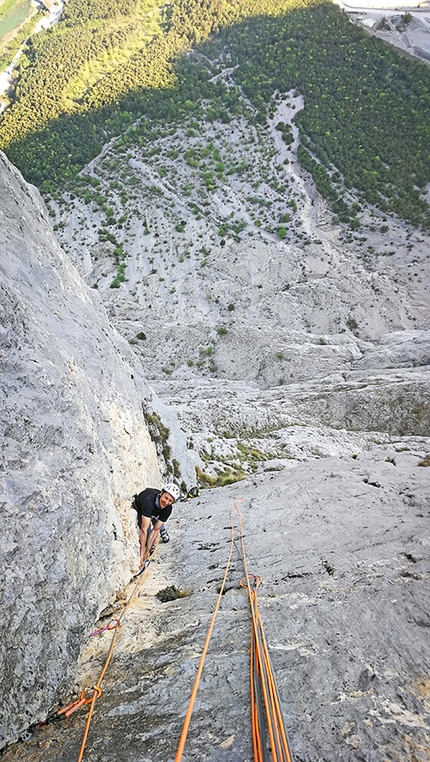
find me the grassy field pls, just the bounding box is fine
[0,0,39,74]
[0,0,21,17]
[0,0,32,42]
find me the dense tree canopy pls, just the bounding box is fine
[0,0,429,228]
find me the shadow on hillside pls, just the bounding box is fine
[3,0,430,228]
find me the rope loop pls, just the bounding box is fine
[89,617,121,638]
[107,618,121,631]
[56,688,93,718]
[41,551,153,761]
[135,559,150,577]
[240,574,262,590]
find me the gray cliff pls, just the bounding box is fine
[0,152,161,747]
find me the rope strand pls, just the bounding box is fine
[175,499,294,762]
[49,554,154,761]
[174,504,239,761]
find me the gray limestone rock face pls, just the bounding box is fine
[2,447,429,762]
[0,152,162,748]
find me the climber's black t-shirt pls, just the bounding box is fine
[134,488,172,527]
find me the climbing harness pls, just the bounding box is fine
[175,499,294,762]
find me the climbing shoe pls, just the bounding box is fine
[160,526,170,543]
[149,543,157,556]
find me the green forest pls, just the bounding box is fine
[0,0,429,229]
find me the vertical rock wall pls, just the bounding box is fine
[0,152,161,747]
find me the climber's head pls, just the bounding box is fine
[160,482,180,507]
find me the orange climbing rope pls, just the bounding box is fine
[235,501,294,762]
[51,547,156,762]
[174,501,238,762]
[175,499,294,762]
[74,557,155,762]
[53,503,293,761]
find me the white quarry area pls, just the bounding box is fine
[1,62,429,762]
[335,0,430,61]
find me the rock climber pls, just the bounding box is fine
[132,482,181,566]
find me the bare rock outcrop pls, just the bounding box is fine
[0,152,162,747]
